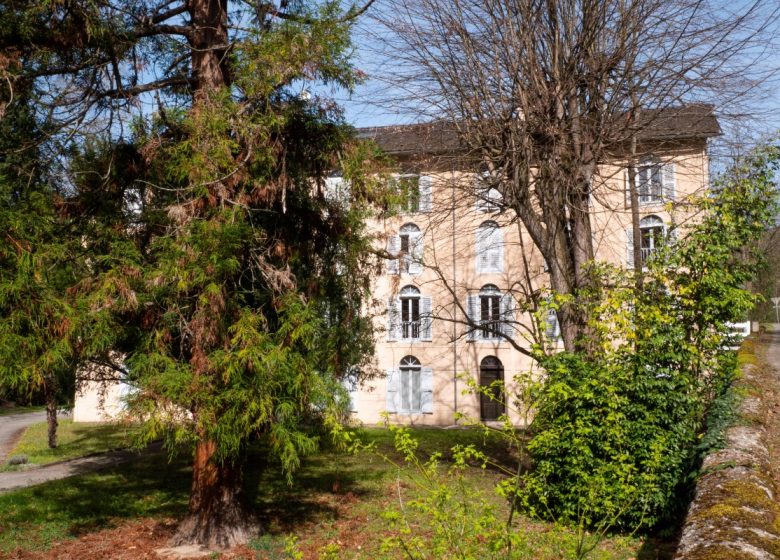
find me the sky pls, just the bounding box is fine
[332,2,780,141]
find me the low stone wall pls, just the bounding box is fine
[674,346,780,560]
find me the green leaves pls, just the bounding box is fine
[523,144,780,531]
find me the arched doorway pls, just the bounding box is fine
[479,356,504,421]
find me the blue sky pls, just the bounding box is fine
[333,3,780,140]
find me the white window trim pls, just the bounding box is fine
[474,172,503,213]
[386,362,433,414]
[466,289,514,342]
[386,225,424,276]
[625,159,676,207]
[392,174,433,215]
[626,216,669,269]
[476,221,504,274]
[387,289,433,343]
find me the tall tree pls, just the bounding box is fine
[1,0,378,548]
[366,0,779,353]
[0,83,72,448]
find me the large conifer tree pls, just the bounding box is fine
[1,0,378,547]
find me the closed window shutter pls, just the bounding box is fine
[387,297,400,341]
[386,235,400,275]
[476,229,488,272]
[325,177,348,206]
[408,232,423,274]
[386,369,399,413]
[420,367,433,413]
[500,293,514,340]
[342,373,359,412]
[546,309,561,340]
[624,169,631,209]
[662,163,675,200]
[420,296,433,341]
[419,176,432,212]
[626,228,634,268]
[493,228,504,272]
[466,294,478,340]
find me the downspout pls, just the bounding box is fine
[452,162,458,424]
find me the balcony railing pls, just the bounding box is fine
[401,320,421,339]
[479,319,502,339]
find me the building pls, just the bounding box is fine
[343,104,720,426]
[74,105,720,425]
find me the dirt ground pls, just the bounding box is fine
[6,490,370,560]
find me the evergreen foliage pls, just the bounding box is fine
[0,0,381,545]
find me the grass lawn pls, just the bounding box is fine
[4,419,140,468]
[0,426,672,559]
[0,405,45,417]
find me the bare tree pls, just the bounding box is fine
[364,0,779,353]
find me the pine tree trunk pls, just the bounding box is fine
[44,379,58,449]
[171,439,259,549]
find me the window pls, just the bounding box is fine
[476,221,503,273]
[342,367,359,413]
[324,175,350,207]
[400,285,420,339]
[392,174,432,213]
[475,173,502,212]
[386,356,433,414]
[625,159,676,206]
[387,286,432,342]
[386,223,423,275]
[479,284,501,339]
[626,215,666,267]
[639,215,665,263]
[467,285,513,341]
[545,308,560,341]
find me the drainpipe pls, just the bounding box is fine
[452,163,458,424]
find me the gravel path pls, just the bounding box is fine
[0,444,161,493]
[0,411,161,493]
[0,410,47,464]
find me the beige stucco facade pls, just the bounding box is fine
[349,140,711,427]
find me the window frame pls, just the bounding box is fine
[476,220,504,274]
[467,285,514,342]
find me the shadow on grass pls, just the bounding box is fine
[0,451,191,551]
[1,425,522,552]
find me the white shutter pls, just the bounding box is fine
[420,296,433,341]
[662,162,675,201]
[343,373,359,412]
[386,369,399,413]
[419,176,432,213]
[500,293,514,340]
[626,228,634,268]
[466,294,478,341]
[420,367,433,413]
[386,235,400,275]
[387,297,400,342]
[476,229,488,273]
[493,228,504,272]
[408,232,423,274]
[325,177,348,206]
[474,173,487,212]
[624,169,631,208]
[546,310,561,340]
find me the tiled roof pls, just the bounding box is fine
[357,104,721,156]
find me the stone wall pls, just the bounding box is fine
[674,342,780,560]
